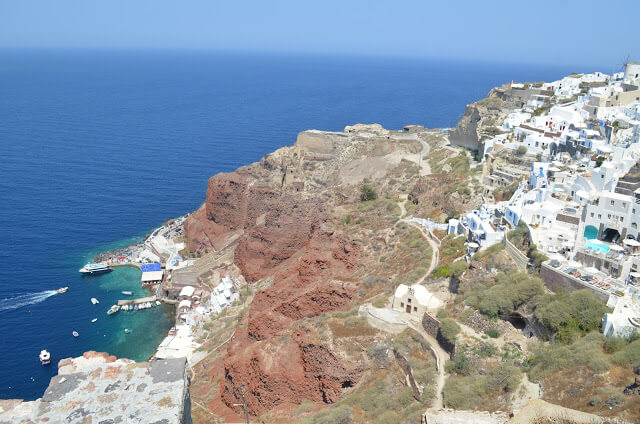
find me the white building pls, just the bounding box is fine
[603,287,640,339]
[392,284,443,316]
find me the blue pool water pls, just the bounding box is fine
[0,49,583,400]
[585,240,611,254]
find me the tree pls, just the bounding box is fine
[360,184,378,202]
[439,318,461,344]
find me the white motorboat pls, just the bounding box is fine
[39,349,51,365]
[91,298,99,305]
[107,305,120,315]
[91,318,98,323]
[56,287,68,294]
[121,291,133,296]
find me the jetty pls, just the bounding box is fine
[117,296,157,306]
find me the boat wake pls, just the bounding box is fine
[0,290,58,312]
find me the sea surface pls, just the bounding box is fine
[0,49,588,400]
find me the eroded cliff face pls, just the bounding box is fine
[448,84,542,152]
[185,124,424,415]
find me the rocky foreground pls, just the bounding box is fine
[0,352,191,424]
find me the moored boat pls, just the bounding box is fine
[72,331,79,338]
[91,298,99,304]
[79,262,112,275]
[121,291,133,296]
[106,305,120,315]
[39,349,51,365]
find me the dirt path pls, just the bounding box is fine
[406,221,439,277]
[407,321,447,409]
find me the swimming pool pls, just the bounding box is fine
[585,240,610,254]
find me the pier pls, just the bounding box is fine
[117,296,157,306]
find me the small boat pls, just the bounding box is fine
[39,350,51,365]
[91,318,98,323]
[134,304,139,311]
[56,287,68,294]
[106,305,120,315]
[72,331,79,338]
[156,301,161,306]
[91,298,99,305]
[121,291,133,296]
[124,329,130,334]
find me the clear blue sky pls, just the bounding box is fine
[1,0,638,68]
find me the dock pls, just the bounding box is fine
[117,296,157,306]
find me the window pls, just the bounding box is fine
[611,200,615,206]
[608,214,611,219]
[413,307,417,312]
[621,217,624,222]
[598,214,602,219]
[591,213,594,218]
[407,298,411,304]
[633,223,637,229]
[400,302,404,308]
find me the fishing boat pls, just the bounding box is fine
[72,331,79,338]
[56,287,68,294]
[91,318,98,323]
[124,329,130,334]
[79,262,112,275]
[106,305,120,315]
[91,298,99,305]
[39,350,51,365]
[156,300,161,306]
[121,291,133,296]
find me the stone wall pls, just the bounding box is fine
[422,313,456,358]
[540,262,609,301]
[393,349,421,400]
[503,237,529,271]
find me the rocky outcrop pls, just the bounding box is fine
[448,85,545,153]
[0,351,191,424]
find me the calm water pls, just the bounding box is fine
[0,49,582,400]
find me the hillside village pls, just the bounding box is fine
[448,62,640,341]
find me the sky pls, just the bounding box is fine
[1,0,639,68]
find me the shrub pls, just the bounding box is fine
[449,260,469,278]
[445,351,475,376]
[294,399,315,415]
[515,145,527,156]
[439,318,461,345]
[431,264,451,279]
[486,364,521,393]
[486,328,501,339]
[374,411,399,424]
[613,339,640,365]
[344,316,363,327]
[360,184,378,202]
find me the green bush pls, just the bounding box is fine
[431,264,451,279]
[515,145,527,156]
[485,364,521,393]
[439,318,461,345]
[343,316,363,327]
[450,260,469,278]
[535,290,608,342]
[445,351,475,376]
[486,328,501,339]
[613,339,640,365]
[360,184,378,202]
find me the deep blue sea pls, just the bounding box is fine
[0,50,586,400]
